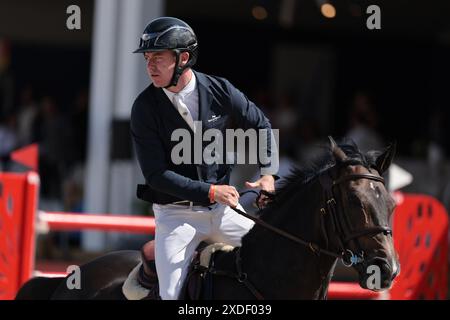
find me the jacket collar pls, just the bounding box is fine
[193,70,213,126]
[162,71,197,102]
[153,70,213,133]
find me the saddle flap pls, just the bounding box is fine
[180,243,235,300]
[122,263,151,300]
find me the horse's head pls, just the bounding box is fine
[323,137,400,291]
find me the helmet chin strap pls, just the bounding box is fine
[165,50,182,88]
[164,50,193,89]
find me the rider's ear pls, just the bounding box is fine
[373,142,396,175]
[328,136,347,162]
[180,51,190,66]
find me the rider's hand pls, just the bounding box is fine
[245,175,275,208]
[212,185,240,207]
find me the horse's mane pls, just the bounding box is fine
[260,139,380,217]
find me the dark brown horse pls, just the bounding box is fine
[16,138,399,299]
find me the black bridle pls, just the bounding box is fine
[231,165,393,266]
[225,163,394,299]
[318,168,392,267]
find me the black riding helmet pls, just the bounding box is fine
[133,17,198,88]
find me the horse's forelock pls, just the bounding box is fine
[337,139,378,169]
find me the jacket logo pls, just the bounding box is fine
[207,114,221,123]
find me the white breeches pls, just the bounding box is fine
[152,202,255,300]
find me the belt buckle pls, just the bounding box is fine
[172,200,194,208]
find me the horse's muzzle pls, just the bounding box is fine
[358,257,399,291]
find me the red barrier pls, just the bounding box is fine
[389,193,448,299]
[0,172,38,300]
[38,212,155,234]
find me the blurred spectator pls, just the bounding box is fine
[346,91,383,152]
[295,117,323,164]
[428,106,446,156]
[63,165,85,212]
[273,92,299,135]
[0,38,14,119]
[273,92,300,158]
[0,113,18,170]
[16,84,38,146]
[251,87,273,116]
[427,107,446,194]
[59,165,86,249]
[68,89,89,166]
[33,96,71,198]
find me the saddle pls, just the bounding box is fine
[122,242,234,300]
[179,242,234,300]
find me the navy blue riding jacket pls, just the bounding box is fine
[131,70,276,205]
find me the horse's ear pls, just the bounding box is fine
[328,136,338,149]
[375,142,396,175]
[328,136,348,162]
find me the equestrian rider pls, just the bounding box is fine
[130,17,278,300]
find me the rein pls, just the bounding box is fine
[232,171,390,261]
[230,205,342,259]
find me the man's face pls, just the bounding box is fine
[144,50,176,88]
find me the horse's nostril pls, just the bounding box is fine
[382,279,392,288]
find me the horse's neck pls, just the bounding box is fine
[239,182,337,299]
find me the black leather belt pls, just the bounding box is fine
[170,200,212,207]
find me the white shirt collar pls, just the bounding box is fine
[163,71,196,101]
